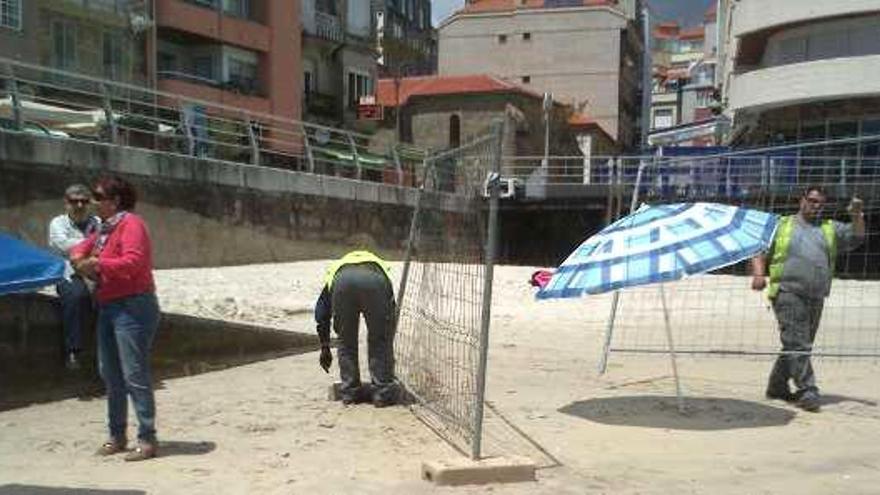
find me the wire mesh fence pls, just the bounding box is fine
[603,136,880,365]
[394,123,503,459]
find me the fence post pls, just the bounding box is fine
[7,64,22,130]
[246,118,260,166]
[472,119,504,461]
[391,145,404,185]
[345,132,361,180]
[101,83,118,144]
[302,124,316,173]
[179,101,195,156]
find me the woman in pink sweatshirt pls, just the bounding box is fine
[71,175,159,462]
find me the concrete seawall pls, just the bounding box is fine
[0,132,466,268]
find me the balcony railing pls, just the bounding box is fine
[312,12,343,43]
[158,70,263,97]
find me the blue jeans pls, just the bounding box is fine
[56,276,94,354]
[97,293,160,443]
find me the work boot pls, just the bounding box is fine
[797,392,821,413]
[765,386,796,402]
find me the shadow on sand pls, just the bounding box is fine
[157,440,217,457]
[559,395,796,430]
[0,486,144,495]
[819,394,877,407]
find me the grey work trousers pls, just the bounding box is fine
[768,290,824,397]
[331,263,397,402]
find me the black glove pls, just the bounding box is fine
[319,345,332,373]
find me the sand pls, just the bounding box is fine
[1,262,879,494]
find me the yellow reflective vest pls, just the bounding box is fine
[323,250,392,289]
[767,215,836,299]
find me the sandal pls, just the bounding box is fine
[124,442,158,462]
[95,438,127,456]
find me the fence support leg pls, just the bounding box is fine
[302,125,315,173]
[346,132,361,180]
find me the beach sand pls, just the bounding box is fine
[1,262,879,494]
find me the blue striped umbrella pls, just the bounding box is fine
[537,203,778,300]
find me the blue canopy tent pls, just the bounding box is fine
[0,232,66,295]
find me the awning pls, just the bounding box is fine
[0,232,65,296]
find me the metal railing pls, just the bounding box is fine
[0,57,425,187]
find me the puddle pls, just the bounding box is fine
[0,294,318,411]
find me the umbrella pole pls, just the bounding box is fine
[597,291,620,374]
[659,283,685,414]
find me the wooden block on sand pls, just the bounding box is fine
[421,456,536,486]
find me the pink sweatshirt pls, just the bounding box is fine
[70,213,156,304]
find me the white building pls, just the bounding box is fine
[718,0,880,146]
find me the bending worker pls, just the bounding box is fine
[315,250,398,407]
[751,187,865,412]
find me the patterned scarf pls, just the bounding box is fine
[92,211,127,255]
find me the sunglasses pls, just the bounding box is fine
[66,198,90,206]
[92,191,111,202]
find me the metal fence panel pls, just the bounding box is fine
[395,123,503,459]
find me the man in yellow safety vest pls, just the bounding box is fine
[314,250,398,407]
[751,187,865,412]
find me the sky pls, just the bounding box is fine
[430,0,714,27]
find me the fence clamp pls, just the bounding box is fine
[482,172,518,199]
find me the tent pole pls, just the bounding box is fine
[659,283,685,413]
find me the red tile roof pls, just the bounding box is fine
[705,3,717,21]
[459,0,618,15]
[678,26,705,40]
[377,74,542,107]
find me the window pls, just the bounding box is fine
[303,69,314,98]
[0,0,21,29]
[347,71,373,109]
[102,32,124,80]
[228,57,258,92]
[522,32,531,41]
[653,108,674,129]
[223,0,251,19]
[52,20,77,70]
[449,114,461,148]
[193,56,215,81]
[521,76,531,84]
[158,52,177,72]
[498,34,507,44]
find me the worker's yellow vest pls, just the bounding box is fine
[324,250,392,289]
[767,215,836,299]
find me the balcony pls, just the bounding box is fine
[304,92,340,119]
[728,54,880,112]
[156,0,270,52]
[157,71,270,114]
[307,12,343,43]
[732,0,880,38]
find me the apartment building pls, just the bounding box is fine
[155,0,300,120]
[0,0,148,85]
[718,0,880,146]
[301,0,376,127]
[648,4,719,146]
[372,0,436,77]
[438,0,643,150]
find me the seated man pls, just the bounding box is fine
[48,184,100,369]
[315,250,398,407]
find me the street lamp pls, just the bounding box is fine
[542,91,552,169]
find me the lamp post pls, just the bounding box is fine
[542,91,552,169]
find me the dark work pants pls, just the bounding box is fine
[56,276,94,354]
[768,290,824,397]
[331,264,396,402]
